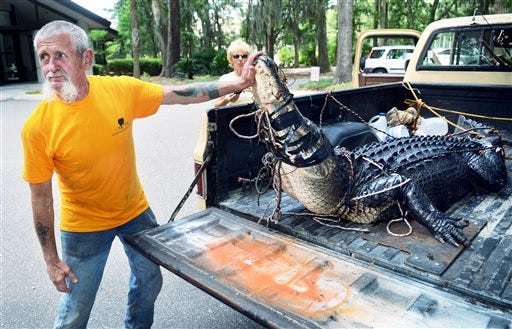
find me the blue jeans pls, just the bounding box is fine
[54,208,163,329]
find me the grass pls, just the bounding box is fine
[296,78,352,91]
[25,89,41,95]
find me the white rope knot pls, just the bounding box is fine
[386,202,412,237]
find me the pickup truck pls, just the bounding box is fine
[127,13,512,328]
[353,29,421,87]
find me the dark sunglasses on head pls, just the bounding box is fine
[232,54,248,59]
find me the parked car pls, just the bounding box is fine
[363,45,415,73]
[431,48,479,65]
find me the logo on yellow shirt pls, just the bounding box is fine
[113,117,131,136]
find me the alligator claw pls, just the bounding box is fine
[428,214,469,248]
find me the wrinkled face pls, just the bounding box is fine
[252,54,289,105]
[36,33,90,97]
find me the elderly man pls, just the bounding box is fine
[22,20,260,328]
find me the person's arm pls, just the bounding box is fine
[161,51,262,105]
[30,181,77,292]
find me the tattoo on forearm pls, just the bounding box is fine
[36,222,50,247]
[174,83,220,100]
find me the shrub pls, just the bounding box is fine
[92,64,105,75]
[107,59,132,75]
[300,44,316,66]
[107,58,162,76]
[278,46,295,67]
[210,49,230,75]
[174,57,199,79]
[175,48,230,79]
[191,48,217,75]
[140,58,162,76]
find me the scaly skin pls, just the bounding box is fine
[251,54,508,247]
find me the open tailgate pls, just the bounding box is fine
[126,208,510,328]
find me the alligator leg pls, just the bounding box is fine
[356,173,469,247]
[400,181,469,247]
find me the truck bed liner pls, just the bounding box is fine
[127,207,511,328]
[127,155,512,328]
[218,156,512,312]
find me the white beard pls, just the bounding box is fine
[42,76,79,103]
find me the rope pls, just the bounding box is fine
[386,203,412,237]
[403,81,467,133]
[402,81,512,139]
[282,211,370,232]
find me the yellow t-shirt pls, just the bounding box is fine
[22,75,163,232]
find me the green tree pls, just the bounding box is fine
[247,0,288,58]
[88,30,108,65]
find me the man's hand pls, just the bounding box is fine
[238,51,263,91]
[47,258,78,292]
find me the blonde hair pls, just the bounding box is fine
[226,40,251,67]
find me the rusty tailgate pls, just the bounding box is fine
[126,208,510,328]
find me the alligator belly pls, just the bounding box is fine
[280,158,347,215]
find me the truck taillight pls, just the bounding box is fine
[194,161,206,198]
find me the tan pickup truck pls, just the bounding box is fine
[128,13,512,328]
[353,29,421,87]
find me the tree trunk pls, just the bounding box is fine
[379,0,387,29]
[334,0,353,84]
[199,3,213,49]
[316,0,330,73]
[292,20,301,67]
[266,26,276,59]
[212,1,224,49]
[131,0,140,78]
[373,0,379,29]
[430,0,439,21]
[165,0,180,78]
[407,0,413,29]
[151,0,167,76]
[142,0,158,57]
[170,0,180,66]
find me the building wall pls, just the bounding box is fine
[0,0,114,85]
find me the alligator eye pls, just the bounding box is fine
[496,146,504,156]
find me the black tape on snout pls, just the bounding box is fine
[277,126,333,167]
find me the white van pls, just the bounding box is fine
[363,45,415,73]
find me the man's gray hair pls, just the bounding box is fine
[34,20,89,57]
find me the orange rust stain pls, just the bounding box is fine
[198,233,349,321]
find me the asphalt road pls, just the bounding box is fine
[1,96,264,328]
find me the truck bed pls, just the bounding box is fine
[127,148,512,329]
[218,154,512,311]
[128,84,512,328]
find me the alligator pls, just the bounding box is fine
[250,54,509,247]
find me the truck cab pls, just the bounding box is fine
[405,13,512,85]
